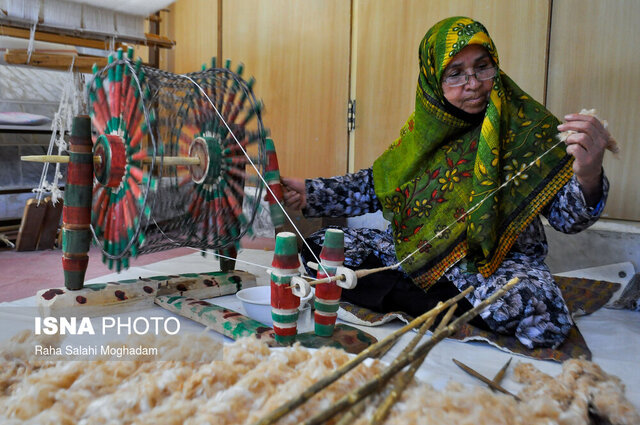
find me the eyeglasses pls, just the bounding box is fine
[442,67,497,87]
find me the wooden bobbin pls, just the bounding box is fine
[93,134,126,188]
[314,228,345,337]
[264,138,285,231]
[189,136,221,184]
[270,231,301,345]
[62,116,93,290]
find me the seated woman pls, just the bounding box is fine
[282,16,612,349]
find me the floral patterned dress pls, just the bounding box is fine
[302,168,608,349]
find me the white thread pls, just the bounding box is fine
[173,74,569,281]
[105,62,572,283]
[34,56,83,205]
[26,23,36,64]
[152,219,323,282]
[150,217,270,271]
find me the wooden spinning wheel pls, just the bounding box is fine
[23,48,282,290]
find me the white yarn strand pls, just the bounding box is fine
[106,66,574,283]
[174,74,573,281]
[150,217,273,272]
[26,23,36,64]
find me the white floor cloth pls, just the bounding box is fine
[1,249,638,412]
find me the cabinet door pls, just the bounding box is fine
[352,0,551,171]
[165,0,220,74]
[223,0,351,178]
[547,0,640,221]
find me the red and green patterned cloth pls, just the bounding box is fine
[372,16,573,290]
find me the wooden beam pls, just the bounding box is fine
[144,32,175,49]
[3,50,107,73]
[0,23,175,50]
[0,24,114,50]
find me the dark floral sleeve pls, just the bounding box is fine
[445,258,573,349]
[544,173,609,234]
[303,168,380,218]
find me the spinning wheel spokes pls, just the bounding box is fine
[87,48,157,272]
[172,61,269,263]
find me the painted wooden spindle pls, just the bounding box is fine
[270,232,301,344]
[314,229,345,337]
[264,138,285,232]
[61,116,93,290]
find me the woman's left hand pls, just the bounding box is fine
[557,113,611,206]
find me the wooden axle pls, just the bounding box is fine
[20,154,202,166]
[305,261,399,286]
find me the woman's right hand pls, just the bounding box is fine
[281,177,307,210]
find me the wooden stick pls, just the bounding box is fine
[369,304,458,425]
[3,50,107,73]
[452,358,520,401]
[20,154,201,166]
[0,23,173,49]
[492,357,512,386]
[0,24,120,50]
[300,277,520,425]
[305,261,399,286]
[334,398,368,425]
[338,310,440,425]
[252,286,474,425]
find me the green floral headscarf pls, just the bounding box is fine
[372,16,573,290]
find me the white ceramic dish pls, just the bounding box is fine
[236,285,314,326]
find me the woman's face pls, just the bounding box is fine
[441,45,495,114]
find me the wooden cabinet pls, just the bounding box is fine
[165,0,220,74]
[166,0,639,221]
[222,0,351,178]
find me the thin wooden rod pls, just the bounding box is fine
[20,154,201,166]
[3,50,107,73]
[369,304,459,425]
[452,358,520,400]
[305,261,398,286]
[0,23,174,49]
[336,309,442,425]
[492,357,512,385]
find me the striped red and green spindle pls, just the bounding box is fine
[314,228,345,336]
[264,138,285,231]
[62,116,93,290]
[270,232,301,345]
